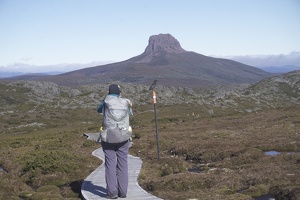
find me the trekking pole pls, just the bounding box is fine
[149,80,160,159]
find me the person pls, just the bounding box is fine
[97,84,132,199]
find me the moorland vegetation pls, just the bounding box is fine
[0,70,299,199]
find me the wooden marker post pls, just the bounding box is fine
[149,80,160,159]
[152,90,160,159]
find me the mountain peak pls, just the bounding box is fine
[144,33,185,54]
[7,33,272,87]
[135,34,185,64]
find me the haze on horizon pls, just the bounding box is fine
[0,0,299,74]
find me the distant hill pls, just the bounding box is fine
[0,71,25,78]
[256,65,300,73]
[1,73,57,80]
[242,70,300,104]
[2,34,272,88]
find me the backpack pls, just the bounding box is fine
[99,95,132,144]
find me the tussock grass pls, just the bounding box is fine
[0,93,299,199]
[0,108,101,199]
[130,105,300,200]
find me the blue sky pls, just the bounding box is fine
[0,0,299,71]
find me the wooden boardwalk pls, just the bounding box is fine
[81,133,162,200]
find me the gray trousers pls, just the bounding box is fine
[101,140,129,197]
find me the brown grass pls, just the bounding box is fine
[0,103,299,199]
[130,105,300,200]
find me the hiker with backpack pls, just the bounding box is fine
[97,84,132,199]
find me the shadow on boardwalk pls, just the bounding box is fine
[81,134,162,199]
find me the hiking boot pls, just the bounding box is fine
[106,194,118,199]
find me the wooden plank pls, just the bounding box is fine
[81,147,162,200]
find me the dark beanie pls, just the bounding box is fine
[108,84,121,95]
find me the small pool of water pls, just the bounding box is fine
[238,190,275,200]
[188,168,201,173]
[0,165,8,173]
[264,151,281,156]
[254,194,275,200]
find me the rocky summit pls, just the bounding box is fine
[3,33,272,87]
[137,33,186,63]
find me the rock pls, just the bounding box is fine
[1,70,299,110]
[144,33,185,54]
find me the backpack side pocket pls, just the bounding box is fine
[97,129,108,143]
